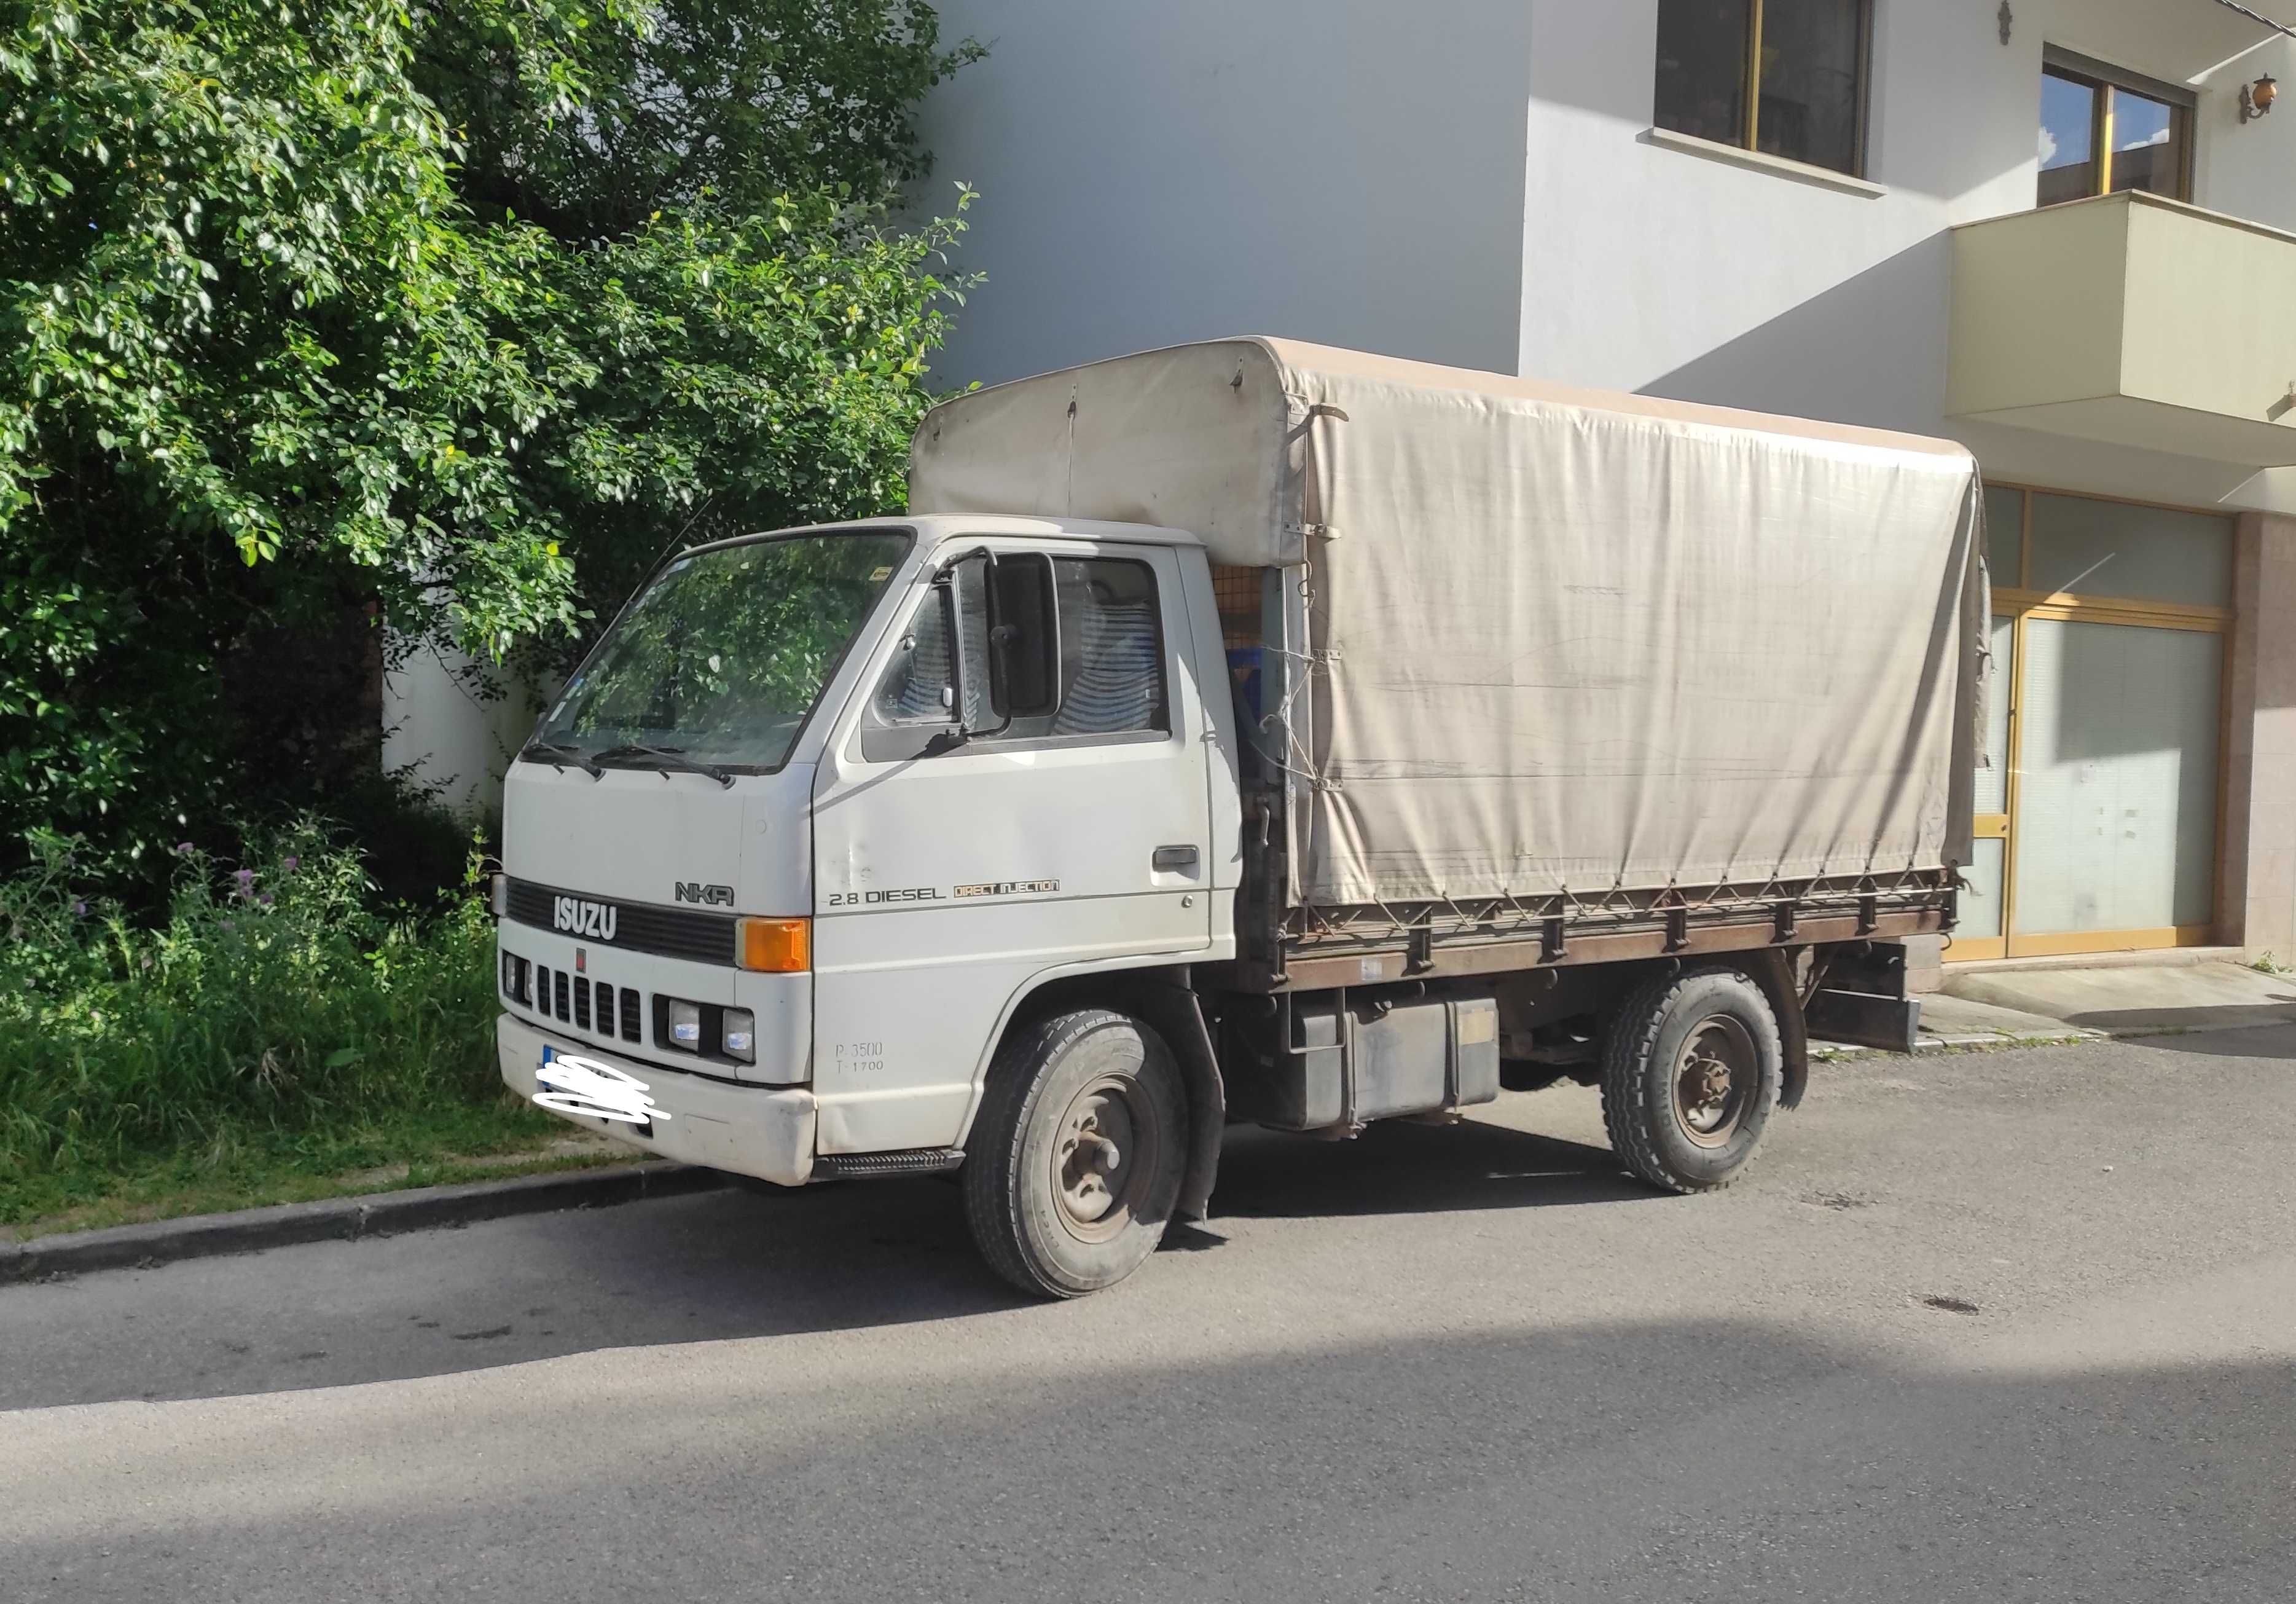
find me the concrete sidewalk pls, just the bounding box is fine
[1894,959,2296,1053]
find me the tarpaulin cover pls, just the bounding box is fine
[911,338,1985,910]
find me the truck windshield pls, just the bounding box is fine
[530,530,911,773]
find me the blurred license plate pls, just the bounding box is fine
[534,1044,665,1133]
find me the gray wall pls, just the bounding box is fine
[916,0,1535,390]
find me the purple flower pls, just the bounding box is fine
[71,899,88,918]
[232,868,256,895]
[281,856,299,874]
[175,841,194,855]
[258,892,274,906]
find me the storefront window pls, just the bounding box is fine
[1957,487,2230,961]
[2027,495,2230,608]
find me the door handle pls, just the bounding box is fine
[1152,844,1200,872]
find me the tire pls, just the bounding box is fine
[1599,964,1783,1193]
[962,1008,1188,1298]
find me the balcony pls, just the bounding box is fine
[1948,191,2296,468]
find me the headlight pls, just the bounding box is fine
[668,999,703,1048]
[721,1008,755,1063]
[500,951,529,1004]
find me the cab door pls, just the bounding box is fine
[809,539,1215,1154]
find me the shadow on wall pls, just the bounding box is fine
[1636,232,1953,431]
[916,0,1537,388]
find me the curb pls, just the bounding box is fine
[0,1160,732,1284]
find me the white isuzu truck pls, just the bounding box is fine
[495,339,1986,1297]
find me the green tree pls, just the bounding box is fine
[423,0,981,240]
[0,0,973,887]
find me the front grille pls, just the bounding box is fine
[504,878,739,965]
[516,957,646,1044]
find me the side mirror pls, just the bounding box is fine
[923,548,1054,755]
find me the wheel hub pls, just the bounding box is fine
[1672,1015,1757,1149]
[1052,1076,1145,1238]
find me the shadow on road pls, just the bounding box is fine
[1208,1116,1649,1219]
[10,1311,2296,1604]
[2069,1021,2296,1060]
[0,1115,1644,1410]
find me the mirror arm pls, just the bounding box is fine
[928,568,971,754]
[976,546,1016,741]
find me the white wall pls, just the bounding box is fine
[380,640,544,820]
[2196,33,2296,231]
[916,0,1537,390]
[1516,0,2296,509]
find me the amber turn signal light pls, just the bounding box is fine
[737,916,810,973]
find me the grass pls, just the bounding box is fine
[0,1111,637,1242]
[0,822,590,1234]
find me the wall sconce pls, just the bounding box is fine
[1998,1,2012,47]
[2244,74,2279,122]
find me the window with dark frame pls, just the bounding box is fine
[1654,0,1873,178]
[2037,50,2193,208]
[864,554,1169,758]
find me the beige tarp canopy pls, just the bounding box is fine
[912,338,1985,911]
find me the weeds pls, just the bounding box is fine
[0,821,547,1224]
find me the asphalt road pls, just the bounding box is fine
[6,1028,2295,1603]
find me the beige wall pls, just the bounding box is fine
[2219,511,2296,959]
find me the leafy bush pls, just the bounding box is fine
[0,0,975,889]
[0,822,533,1221]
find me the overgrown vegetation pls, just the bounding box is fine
[1,0,980,1222]
[1,0,975,892]
[0,823,555,1225]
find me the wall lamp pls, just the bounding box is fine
[2243,74,2279,122]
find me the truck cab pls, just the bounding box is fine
[495,515,1240,1285]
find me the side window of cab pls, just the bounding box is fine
[861,551,1169,761]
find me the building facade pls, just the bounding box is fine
[917,0,2296,968]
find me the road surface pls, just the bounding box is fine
[6,1028,2295,1602]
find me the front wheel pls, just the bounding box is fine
[962,1009,1187,1298]
[1599,964,1783,1193]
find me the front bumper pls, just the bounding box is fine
[496,1013,817,1187]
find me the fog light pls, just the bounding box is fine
[668,999,702,1049]
[722,1008,755,1062]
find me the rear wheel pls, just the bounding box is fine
[1599,965,1782,1193]
[962,1009,1187,1298]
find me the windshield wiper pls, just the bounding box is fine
[520,740,604,780]
[593,744,735,788]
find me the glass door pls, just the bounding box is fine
[1954,487,2230,962]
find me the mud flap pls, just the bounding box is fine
[1746,948,1811,1112]
[1132,979,1226,1222]
[1806,989,1922,1055]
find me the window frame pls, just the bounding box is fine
[858,546,1177,763]
[524,524,915,778]
[2037,46,2196,206]
[1653,0,1878,179]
